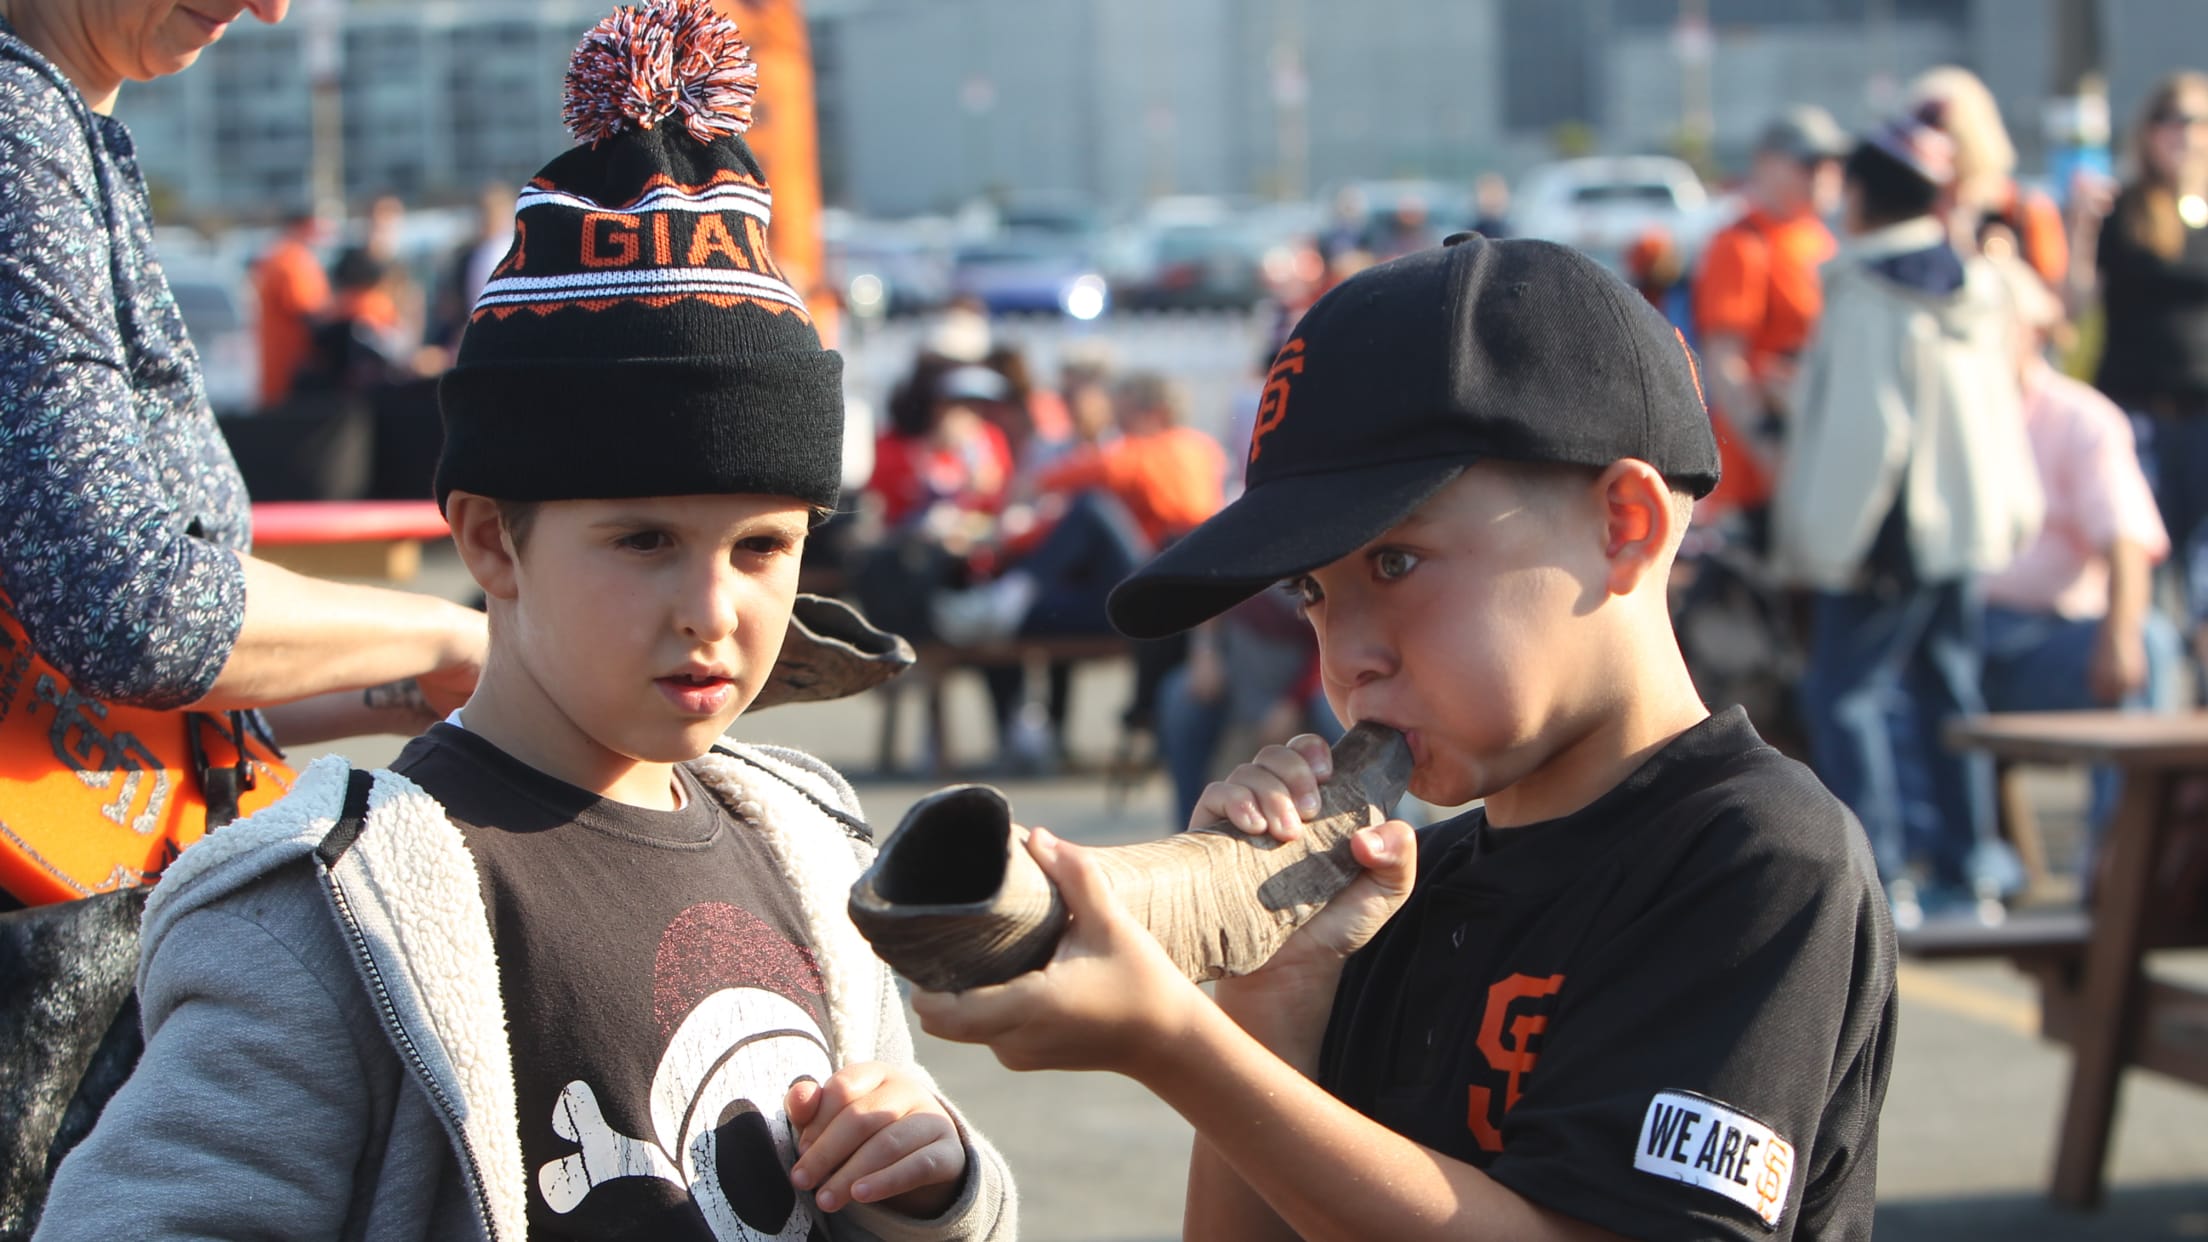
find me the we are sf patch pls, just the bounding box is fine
[1633,1089,1794,1228]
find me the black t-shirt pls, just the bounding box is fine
[2095,187,2208,406]
[394,725,834,1242]
[1320,708,1895,1241]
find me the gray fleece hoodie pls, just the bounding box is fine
[34,744,1015,1242]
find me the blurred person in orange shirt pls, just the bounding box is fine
[934,371,1226,642]
[1692,105,1848,527]
[954,371,1226,765]
[1029,370,1226,549]
[252,210,329,408]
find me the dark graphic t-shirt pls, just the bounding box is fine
[1319,708,1896,1241]
[394,724,834,1242]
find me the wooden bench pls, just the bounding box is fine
[1897,908,2090,968]
[873,634,1137,778]
[252,500,451,582]
[1943,711,2208,1208]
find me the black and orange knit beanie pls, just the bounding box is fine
[435,0,842,510]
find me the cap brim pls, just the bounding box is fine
[1107,457,1469,639]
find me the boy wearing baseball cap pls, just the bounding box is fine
[39,4,1013,1239]
[916,234,1895,1241]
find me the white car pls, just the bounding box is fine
[160,258,259,416]
[1511,156,1724,271]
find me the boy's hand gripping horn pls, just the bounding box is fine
[848,722,1414,992]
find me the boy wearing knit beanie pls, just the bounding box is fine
[38,5,1014,1239]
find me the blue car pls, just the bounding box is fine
[951,237,1109,319]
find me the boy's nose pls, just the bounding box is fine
[243,0,290,24]
[677,565,745,642]
[1314,607,1396,695]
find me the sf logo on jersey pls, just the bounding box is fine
[1465,972,1565,1152]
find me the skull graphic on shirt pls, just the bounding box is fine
[536,902,833,1241]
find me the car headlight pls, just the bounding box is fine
[1062,274,1107,320]
[848,273,886,314]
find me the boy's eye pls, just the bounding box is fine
[615,530,671,552]
[1281,575,1323,608]
[1373,548,1419,581]
[739,533,798,557]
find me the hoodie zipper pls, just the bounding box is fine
[321,864,501,1241]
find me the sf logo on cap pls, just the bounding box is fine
[1248,337,1306,465]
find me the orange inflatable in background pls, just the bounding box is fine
[712,0,839,346]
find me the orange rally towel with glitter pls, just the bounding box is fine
[0,599,291,906]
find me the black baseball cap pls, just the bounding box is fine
[1105,234,1720,640]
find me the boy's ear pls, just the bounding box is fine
[1595,459,1677,597]
[447,491,521,601]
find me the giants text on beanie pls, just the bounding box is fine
[435,0,844,511]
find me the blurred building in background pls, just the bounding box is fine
[119,0,606,219]
[117,0,2208,223]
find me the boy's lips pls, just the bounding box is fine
[656,672,736,716]
[1358,718,1423,768]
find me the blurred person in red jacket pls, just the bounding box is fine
[866,360,1013,531]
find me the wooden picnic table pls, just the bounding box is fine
[1944,711,2208,1209]
[251,500,451,582]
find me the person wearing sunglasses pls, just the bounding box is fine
[2076,70,2208,680]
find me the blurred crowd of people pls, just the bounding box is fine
[817,62,2208,934]
[249,183,516,412]
[224,60,2208,927]
[1647,65,2208,930]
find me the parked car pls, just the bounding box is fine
[951,236,1109,319]
[994,191,1107,242]
[161,258,258,415]
[1119,221,1265,311]
[827,234,953,319]
[1511,156,1721,270]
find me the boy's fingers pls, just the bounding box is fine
[822,1116,957,1208]
[1285,732,1334,780]
[1195,781,1268,835]
[1252,743,1325,813]
[909,977,1037,1046]
[786,1078,821,1129]
[1351,819,1418,894]
[1225,763,1305,839]
[791,1088,899,1193]
[848,1133,964,1205]
[1028,830,1126,931]
[795,1063,886,1150]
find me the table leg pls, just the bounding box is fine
[2048,768,2170,1208]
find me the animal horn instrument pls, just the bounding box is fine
[848,722,1413,992]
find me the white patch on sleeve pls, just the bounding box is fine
[1633,1089,1795,1228]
